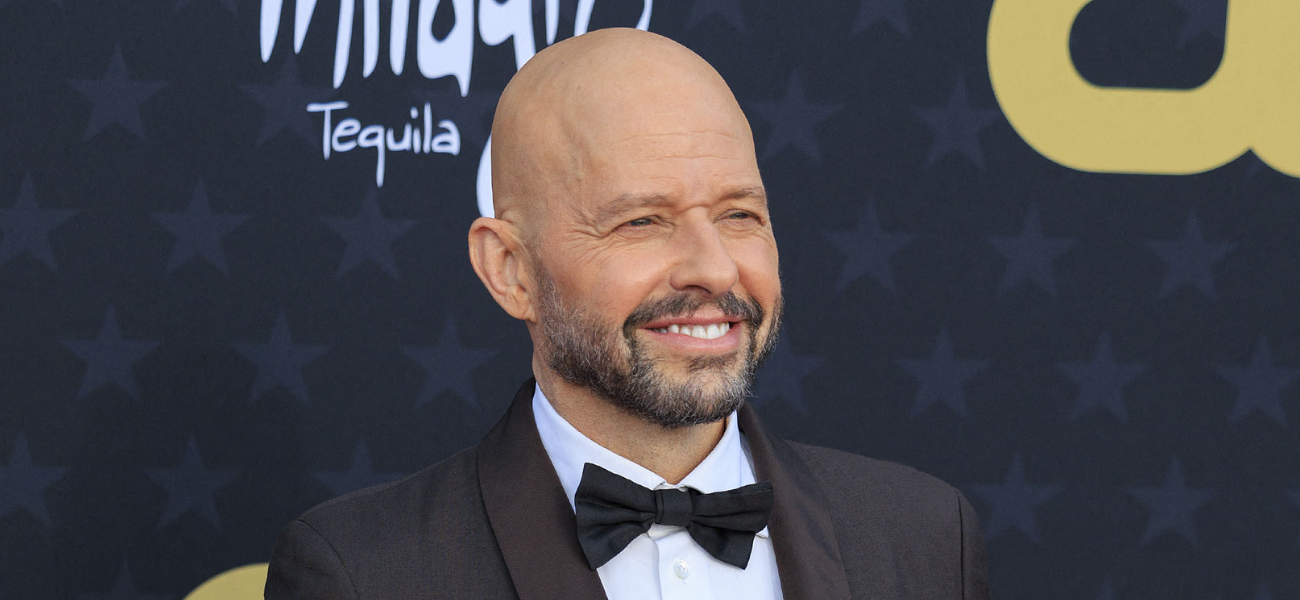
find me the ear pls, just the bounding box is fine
[468,216,537,322]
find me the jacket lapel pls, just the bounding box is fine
[738,404,853,600]
[477,379,609,600]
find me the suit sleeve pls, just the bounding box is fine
[264,519,359,600]
[956,490,991,600]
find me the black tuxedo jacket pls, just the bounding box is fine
[265,381,990,599]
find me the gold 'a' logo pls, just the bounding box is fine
[183,564,268,599]
[987,0,1300,177]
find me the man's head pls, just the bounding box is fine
[468,28,782,428]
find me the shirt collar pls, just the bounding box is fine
[531,384,758,513]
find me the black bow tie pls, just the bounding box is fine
[573,463,774,570]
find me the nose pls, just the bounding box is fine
[667,216,740,296]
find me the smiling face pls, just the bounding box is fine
[480,29,783,428]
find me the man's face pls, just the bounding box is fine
[530,107,782,428]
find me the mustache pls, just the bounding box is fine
[622,292,765,332]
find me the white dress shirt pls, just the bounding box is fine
[533,386,783,600]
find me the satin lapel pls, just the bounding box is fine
[477,379,609,600]
[738,405,852,600]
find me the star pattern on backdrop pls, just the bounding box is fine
[61,306,160,400]
[77,562,168,600]
[753,336,824,413]
[913,76,1001,170]
[988,205,1075,296]
[173,0,236,14]
[67,46,167,141]
[408,86,500,151]
[234,312,328,403]
[1058,333,1144,421]
[241,58,334,146]
[145,437,238,528]
[685,0,745,31]
[0,174,77,270]
[852,0,910,37]
[1216,336,1297,426]
[323,189,417,278]
[402,317,495,408]
[313,440,405,498]
[0,434,67,525]
[899,328,987,417]
[823,200,912,292]
[1127,457,1214,545]
[1172,0,1227,48]
[969,454,1060,543]
[1147,209,1235,300]
[1094,576,1115,600]
[151,181,248,274]
[748,71,840,164]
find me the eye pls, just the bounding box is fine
[727,211,752,220]
[625,217,654,227]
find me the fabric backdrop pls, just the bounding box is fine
[1,0,1297,598]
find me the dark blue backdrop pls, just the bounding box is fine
[2,0,1298,598]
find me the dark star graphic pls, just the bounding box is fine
[402,317,495,408]
[1172,0,1227,48]
[748,71,840,164]
[151,181,248,273]
[174,0,236,14]
[313,440,405,498]
[988,205,1075,296]
[753,336,823,413]
[408,86,500,151]
[1127,457,1214,545]
[67,46,167,141]
[1095,576,1115,600]
[0,174,77,269]
[61,306,160,400]
[969,454,1060,542]
[1058,333,1143,421]
[0,433,67,525]
[823,200,911,292]
[852,0,909,37]
[1216,336,1297,426]
[1147,209,1234,300]
[77,561,168,600]
[899,328,987,417]
[686,0,745,31]
[1254,583,1273,600]
[145,437,237,528]
[913,76,1001,170]
[323,188,417,278]
[234,312,327,403]
[241,58,334,146]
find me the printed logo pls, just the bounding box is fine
[258,0,654,214]
[987,0,1300,177]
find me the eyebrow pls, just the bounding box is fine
[594,186,768,224]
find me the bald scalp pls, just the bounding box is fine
[489,28,754,245]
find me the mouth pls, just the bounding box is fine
[646,321,733,340]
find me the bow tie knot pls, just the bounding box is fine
[654,488,693,527]
[574,463,774,570]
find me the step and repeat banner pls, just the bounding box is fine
[2,0,1298,598]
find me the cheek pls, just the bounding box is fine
[734,239,781,300]
[579,252,673,315]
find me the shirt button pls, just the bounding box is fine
[673,559,690,579]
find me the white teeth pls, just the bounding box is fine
[657,322,731,339]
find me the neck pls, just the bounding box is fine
[532,357,725,485]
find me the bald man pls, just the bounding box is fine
[266,29,989,600]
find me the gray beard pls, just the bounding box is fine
[535,269,782,429]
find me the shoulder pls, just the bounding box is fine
[296,445,483,542]
[786,441,970,537]
[266,446,513,598]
